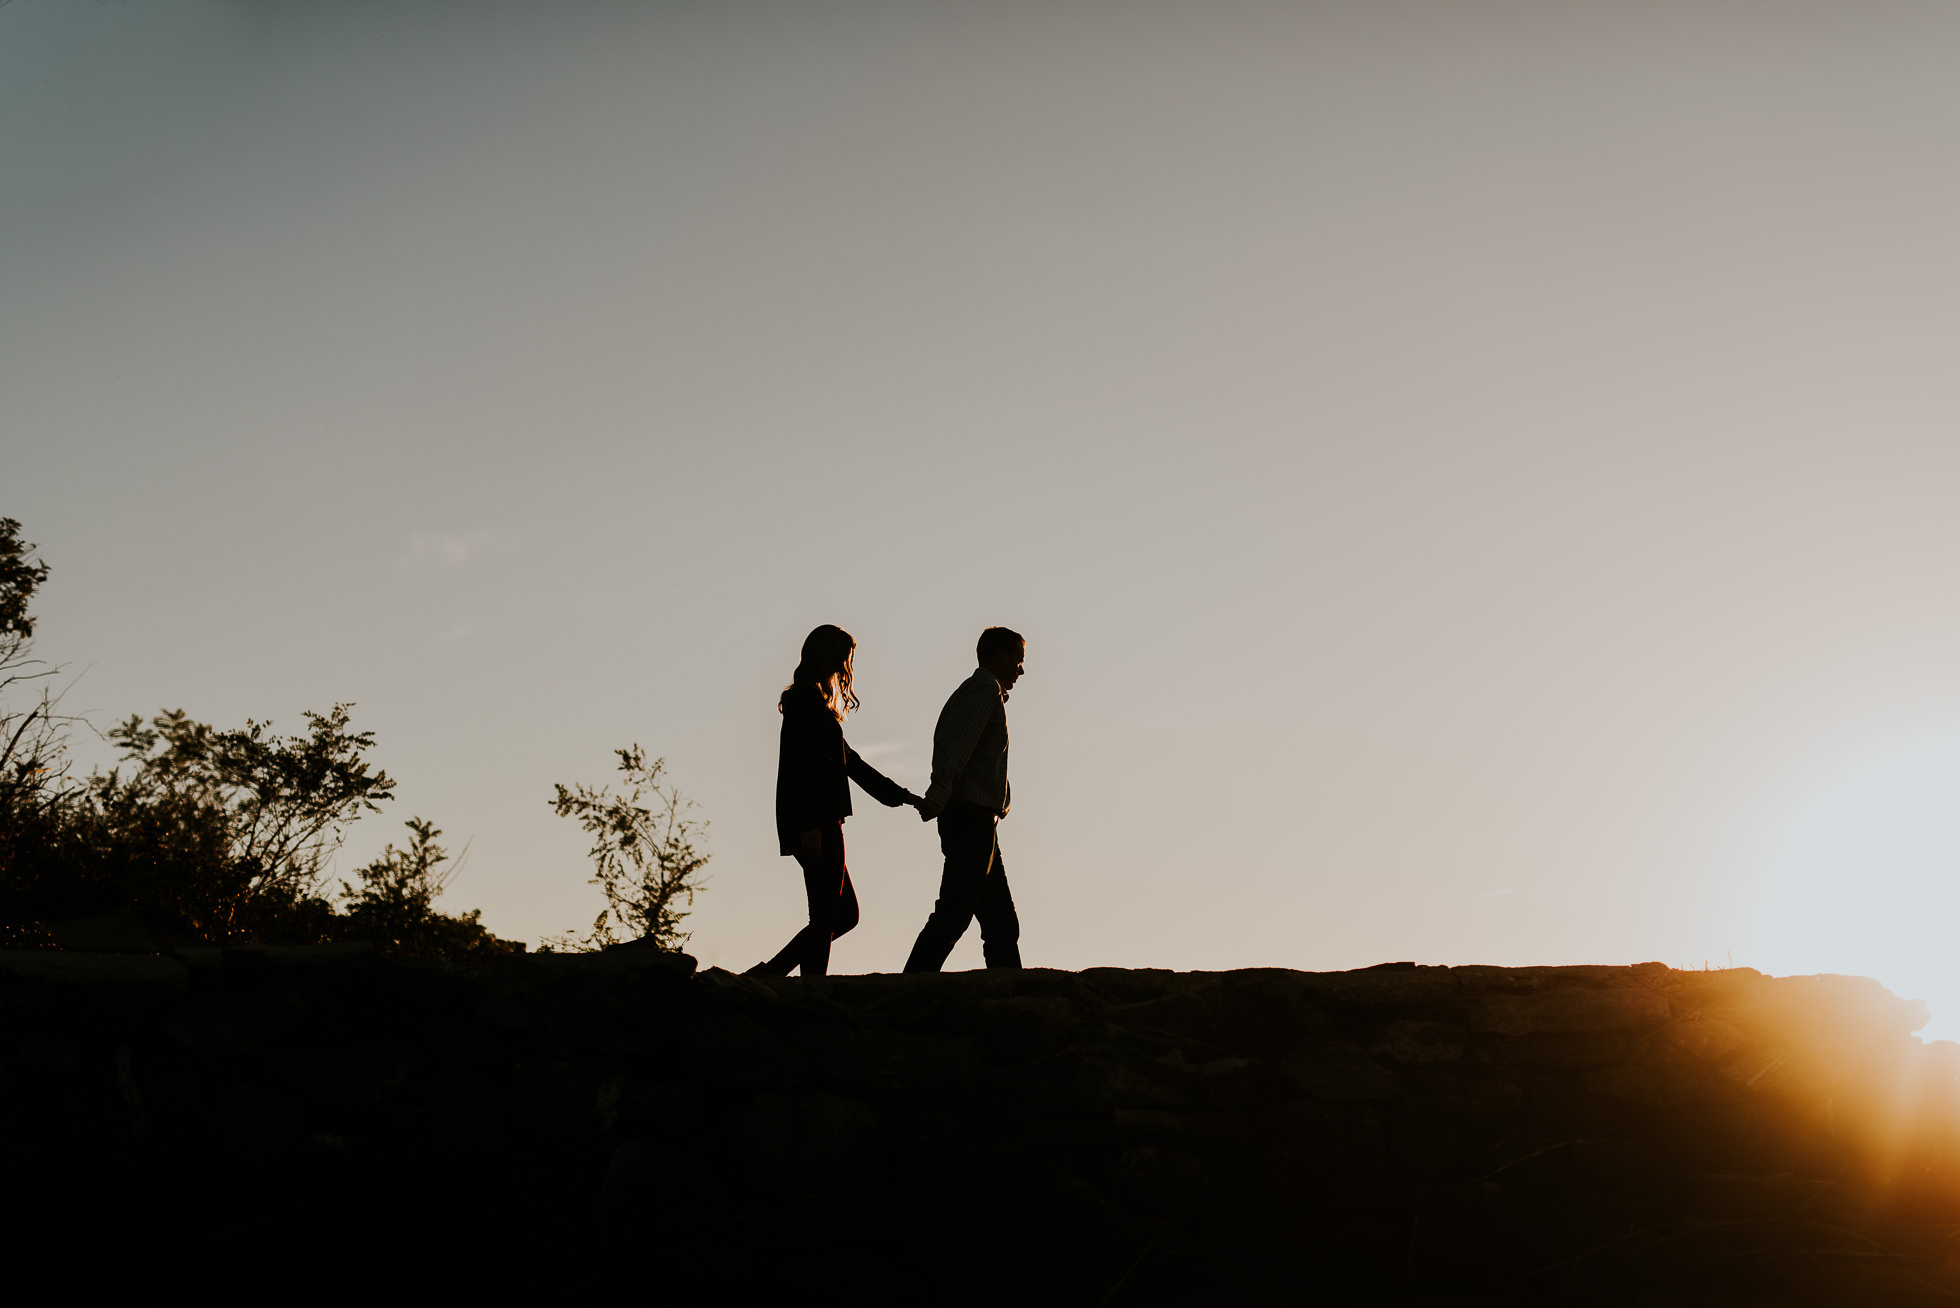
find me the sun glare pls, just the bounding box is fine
[1752,726,1960,1042]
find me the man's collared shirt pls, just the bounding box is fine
[924,667,1010,815]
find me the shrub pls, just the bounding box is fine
[340,816,521,960]
[546,746,709,951]
[0,516,522,958]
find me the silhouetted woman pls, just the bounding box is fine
[749,624,919,978]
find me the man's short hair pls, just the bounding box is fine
[976,626,1024,662]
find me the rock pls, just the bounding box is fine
[1485,1138,1670,1202]
[1919,1039,1960,1082]
[1074,1049,1185,1109]
[974,1062,1074,1120]
[1454,962,1669,992]
[984,995,1078,1028]
[982,996,1078,1062]
[402,1071,511,1157]
[602,1137,674,1203]
[595,1072,624,1129]
[1465,1078,1523,1117]
[161,1004,254,1059]
[1679,1170,1808,1222]
[1299,966,1458,1008]
[1369,1019,1467,1064]
[975,1145,1117,1259]
[592,941,700,977]
[1708,973,1930,1050]
[507,1061,615,1137]
[1280,1043,1401,1102]
[214,1082,314,1162]
[0,950,188,986]
[1189,1055,1268,1109]
[1662,1017,1748,1062]
[1469,985,1670,1035]
[618,1078,698,1129]
[736,1091,879,1169]
[907,1104,997,1160]
[1078,967,1185,1003]
[1105,989,1221,1039]
[696,966,780,1003]
[1115,1143,1204,1212]
[1113,1107,1245,1138]
[1280,1099,1396,1181]
[675,1013,808,1090]
[1487,1030,1637,1069]
[1582,1063,1714,1109]
[803,1028,978,1095]
[1716,1047,1839,1128]
[9,952,1956,1306]
[275,1045,413,1108]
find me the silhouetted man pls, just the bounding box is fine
[903,627,1025,972]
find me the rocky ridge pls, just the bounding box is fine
[7,945,1960,1303]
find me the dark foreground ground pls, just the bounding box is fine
[7,944,1960,1303]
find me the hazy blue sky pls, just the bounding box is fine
[8,1,1960,1029]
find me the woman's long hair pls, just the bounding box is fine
[779,624,859,722]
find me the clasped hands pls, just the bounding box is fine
[803,795,939,853]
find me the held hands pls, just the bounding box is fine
[913,796,943,822]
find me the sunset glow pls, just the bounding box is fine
[1751,726,1960,1041]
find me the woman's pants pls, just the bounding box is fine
[761,820,858,977]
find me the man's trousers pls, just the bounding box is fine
[902,804,1021,972]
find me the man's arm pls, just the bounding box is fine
[921,676,997,811]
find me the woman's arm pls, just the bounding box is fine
[845,745,917,808]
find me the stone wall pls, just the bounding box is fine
[7,945,1960,1303]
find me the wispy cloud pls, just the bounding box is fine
[401,530,497,569]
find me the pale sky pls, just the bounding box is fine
[8,1,1960,1032]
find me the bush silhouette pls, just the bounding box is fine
[341,816,519,960]
[546,746,710,952]
[0,516,521,959]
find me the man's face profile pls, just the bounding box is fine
[985,641,1026,692]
